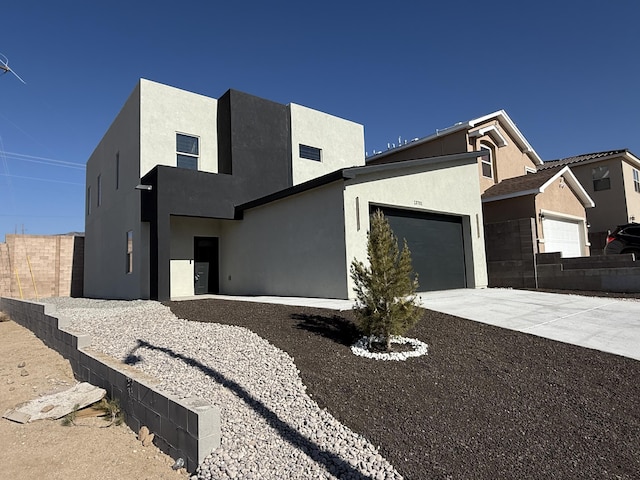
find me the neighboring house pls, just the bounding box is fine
[85,79,488,301]
[538,149,640,254]
[367,110,594,258]
[482,167,594,257]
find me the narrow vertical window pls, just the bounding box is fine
[87,186,92,215]
[97,174,102,207]
[480,145,493,179]
[126,230,133,274]
[116,152,120,190]
[634,169,640,193]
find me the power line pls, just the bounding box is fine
[1,151,85,169]
[0,172,83,186]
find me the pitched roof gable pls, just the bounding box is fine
[482,166,594,208]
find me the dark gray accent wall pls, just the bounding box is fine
[220,89,292,198]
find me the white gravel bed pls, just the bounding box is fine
[45,297,402,480]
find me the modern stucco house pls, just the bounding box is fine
[539,149,640,254]
[84,79,488,301]
[367,110,594,259]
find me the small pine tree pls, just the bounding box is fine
[350,209,421,351]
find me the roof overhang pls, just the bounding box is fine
[237,151,482,216]
[482,166,595,208]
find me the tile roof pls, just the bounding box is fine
[482,169,560,199]
[538,149,629,170]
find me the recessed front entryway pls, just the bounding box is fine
[374,206,467,291]
[194,237,219,294]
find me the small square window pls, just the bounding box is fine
[592,166,610,191]
[299,144,321,162]
[634,169,640,193]
[177,134,199,170]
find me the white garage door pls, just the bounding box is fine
[542,218,582,257]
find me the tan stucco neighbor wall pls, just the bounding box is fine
[469,121,539,193]
[483,196,536,224]
[0,234,83,299]
[535,176,589,255]
[569,160,627,233]
[621,160,640,223]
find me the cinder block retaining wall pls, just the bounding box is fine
[536,253,640,292]
[0,297,220,473]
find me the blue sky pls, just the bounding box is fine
[1,0,638,235]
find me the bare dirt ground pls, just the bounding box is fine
[0,318,190,480]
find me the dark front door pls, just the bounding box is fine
[194,237,219,294]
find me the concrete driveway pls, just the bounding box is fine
[418,288,640,361]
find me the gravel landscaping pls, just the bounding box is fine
[166,298,640,480]
[46,296,640,479]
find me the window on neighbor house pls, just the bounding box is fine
[116,152,120,190]
[592,165,611,191]
[126,230,133,274]
[480,145,493,178]
[97,174,102,207]
[176,133,199,170]
[87,186,92,215]
[634,169,640,193]
[299,144,322,162]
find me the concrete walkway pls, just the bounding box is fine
[174,289,640,361]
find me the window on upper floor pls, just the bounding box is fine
[299,144,322,162]
[177,133,199,170]
[592,165,610,191]
[634,169,640,193]
[480,144,493,179]
[87,186,92,216]
[116,152,120,190]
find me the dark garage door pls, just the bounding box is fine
[375,206,467,291]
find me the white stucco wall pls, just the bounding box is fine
[343,159,488,295]
[85,82,150,299]
[139,79,218,177]
[289,103,365,185]
[222,182,348,298]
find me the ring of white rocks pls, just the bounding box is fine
[350,335,428,361]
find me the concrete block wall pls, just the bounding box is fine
[0,297,220,473]
[536,252,640,292]
[0,234,84,299]
[484,218,538,288]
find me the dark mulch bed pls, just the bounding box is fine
[165,299,640,480]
